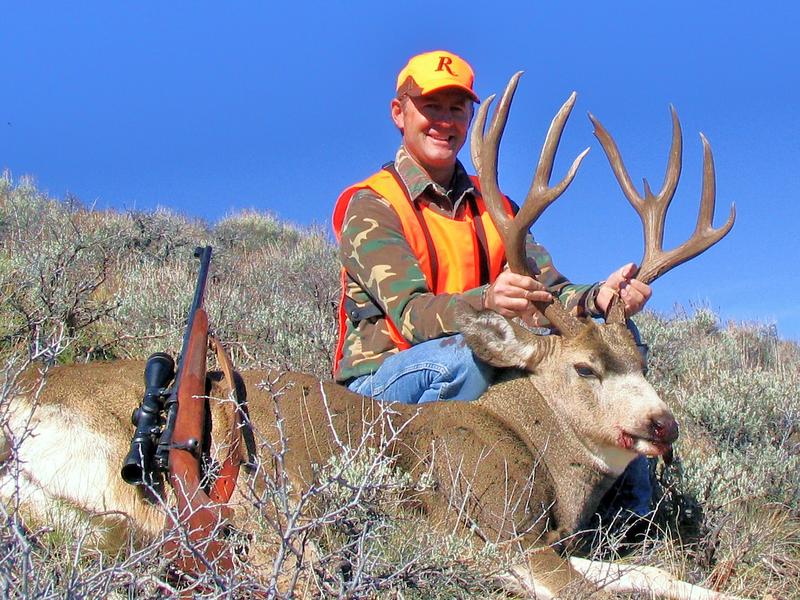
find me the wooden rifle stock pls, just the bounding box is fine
[161,246,236,579]
[164,308,236,576]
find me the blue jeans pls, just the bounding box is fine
[598,455,653,519]
[346,334,494,404]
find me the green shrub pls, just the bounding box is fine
[214,209,301,251]
[1,175,798,598]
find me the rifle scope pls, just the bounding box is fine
[121,352,176,486]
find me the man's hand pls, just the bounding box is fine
[484,270,553,325]
[596,263,652,316]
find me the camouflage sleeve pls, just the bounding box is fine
[525,233,604,319]
[339,190,485,344]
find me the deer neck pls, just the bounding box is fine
[479,372,620,535]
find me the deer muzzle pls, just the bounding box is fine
[650,416,679,445]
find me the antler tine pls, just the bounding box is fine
[637,133,736,283]
[520,92,591,232]
[469,92,491,176]
[471,73,588,337]
[590,108,736,286]
[471,92,506,235]
[474,76,590,275]
[589,107,682,266]
[471,72,523,247]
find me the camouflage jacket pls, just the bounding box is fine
[335,146,603,383]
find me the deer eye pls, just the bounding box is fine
[574,364,598,379]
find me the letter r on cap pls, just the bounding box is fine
[436,56,455,75]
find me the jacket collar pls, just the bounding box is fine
[393,146,477,213]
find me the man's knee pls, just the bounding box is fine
[433,335,494,401]
[346,334,495,403]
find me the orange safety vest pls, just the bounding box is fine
[331,165,513,374]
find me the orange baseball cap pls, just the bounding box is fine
[396,50,479,102]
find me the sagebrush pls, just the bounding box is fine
[0,173,797,598]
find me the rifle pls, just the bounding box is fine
[121,246,236,577]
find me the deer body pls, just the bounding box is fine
[2,315,709,598]
[5,362,175,546]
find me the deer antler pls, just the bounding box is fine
[471,72,590,337]
[589,107,736,286]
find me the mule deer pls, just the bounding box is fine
[1,73,741,599]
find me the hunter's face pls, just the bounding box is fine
[391,89,473,178]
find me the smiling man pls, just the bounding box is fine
[331,50,651,404]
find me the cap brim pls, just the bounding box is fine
[417,83,480,103]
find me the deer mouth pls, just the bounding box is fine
[619,431,673,457]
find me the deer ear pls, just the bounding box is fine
[456,304,545,370]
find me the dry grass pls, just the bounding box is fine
[1,173,798,598]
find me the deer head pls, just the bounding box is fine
[459,73,735,467]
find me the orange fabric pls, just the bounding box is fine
[333,179,416,363]
[332,170,512,373]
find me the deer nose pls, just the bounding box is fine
[650,416,679,443]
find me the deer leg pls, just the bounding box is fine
[495,547,615,599]
[569,556,751,600]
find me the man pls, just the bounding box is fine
[332,50,654,530]
[332,50,651,404]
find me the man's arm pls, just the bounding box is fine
[339,191,484,344]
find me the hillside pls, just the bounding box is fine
[1,173,798,598]
[0,172,338,378]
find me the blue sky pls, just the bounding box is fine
[2,2,798,340]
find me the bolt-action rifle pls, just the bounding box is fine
[121,246,236,577]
